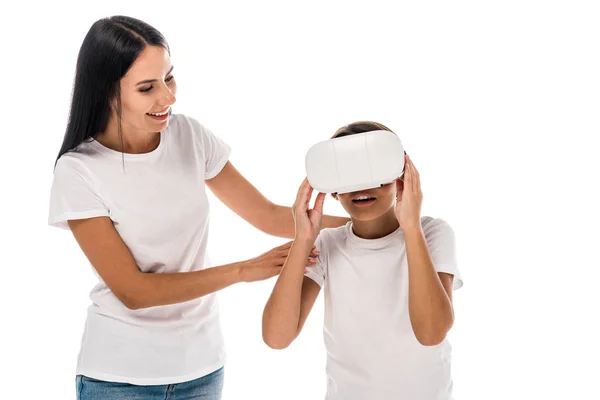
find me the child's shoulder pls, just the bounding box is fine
[420,216,453,231]
[419,216,456,245]
[315,221,351,248]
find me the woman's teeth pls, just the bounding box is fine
[147,110,168,116]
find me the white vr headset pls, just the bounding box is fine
[305,130,406,194]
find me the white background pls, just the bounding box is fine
[1,1,599,399]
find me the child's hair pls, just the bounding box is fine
[332,121,394,139]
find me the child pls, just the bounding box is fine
[262,121,463,400]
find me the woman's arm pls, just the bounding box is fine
[205,162,349,238]
[68,217,311,310]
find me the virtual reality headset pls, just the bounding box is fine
[305,130,406,194]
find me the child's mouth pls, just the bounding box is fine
[352,196,376,207]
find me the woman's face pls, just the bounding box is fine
[115,45,177,134]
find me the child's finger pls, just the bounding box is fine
[406,157,417,192]
[403,156,412,186]
[408,157,421,191]
[405,157,413,191]
[294,179,306,201]
[299,178,311,194]
[295,178,313,207]
[313,192,326,213]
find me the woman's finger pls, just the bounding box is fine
[278,250,289,258]
[270,266,283,276]
[277,248,290,257]
[277,240,293,250]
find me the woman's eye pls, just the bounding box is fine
[139,76,173,93]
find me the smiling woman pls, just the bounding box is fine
[93,45,177,154]
[48,15,349,400]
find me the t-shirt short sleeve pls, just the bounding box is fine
[423,218,463,290]
[48,157,110,230]
[304,234,327,287]
[192,120,231,180]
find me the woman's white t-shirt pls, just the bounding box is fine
[305,218,464,400]
[48,114,231,385]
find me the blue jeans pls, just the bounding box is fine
[76,367,224,399]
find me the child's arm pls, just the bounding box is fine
[262,178,325,349]
[262,240,322,349]
[404,228,455,346]
[396,155,456,346]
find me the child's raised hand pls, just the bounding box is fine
[395,154,423,232]
[292,178,326,242]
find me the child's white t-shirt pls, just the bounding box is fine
[48,114,231,385]
[305,217,463,400]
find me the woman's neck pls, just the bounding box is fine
[96,117,160,154]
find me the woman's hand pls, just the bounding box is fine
[292,178,326,243]
[395,154,423,232]
[239,240,318,282]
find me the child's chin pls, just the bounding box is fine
[349,205,395,222]
[348,210,378,221]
